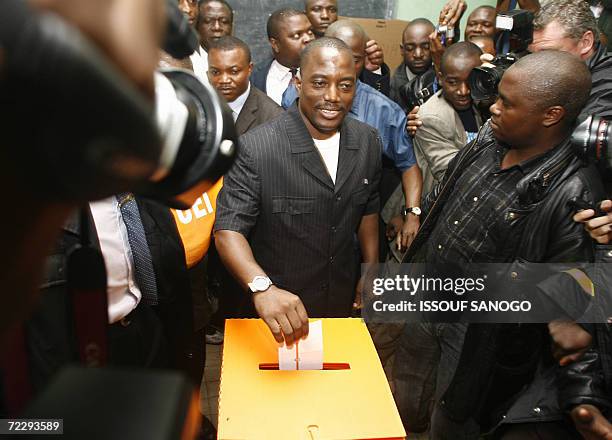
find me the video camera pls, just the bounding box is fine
[468,10,533,102]
[0,0,236,208]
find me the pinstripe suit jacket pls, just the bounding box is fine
[214,103,382,317]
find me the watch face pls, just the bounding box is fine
[404,207,421,216]
[253,277,270,291]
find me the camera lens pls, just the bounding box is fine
[571,115,612,172]
[140,68,237,208]
[469,66,504,101]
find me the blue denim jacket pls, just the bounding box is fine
[282,80,416,172]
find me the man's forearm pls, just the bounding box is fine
[402,164,423,209]
[358,213,379,264]
[214,229,266,289]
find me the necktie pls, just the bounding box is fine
[289,67,298,81]
[282,68,298,104]
[116,193,158,306]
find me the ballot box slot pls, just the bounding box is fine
[258,362,350,370]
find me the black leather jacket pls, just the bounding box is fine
[552,245,612,419]
[404,122,606,431]
[581,42,612,121]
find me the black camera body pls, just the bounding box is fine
[467,9,534,103]
[469,54,518,101]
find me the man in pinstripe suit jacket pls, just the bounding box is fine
[214,37,382,346]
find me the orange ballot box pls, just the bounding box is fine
[218,318,406,440]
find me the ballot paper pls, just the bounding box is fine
[278,320,323,370]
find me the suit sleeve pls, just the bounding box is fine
[213,138,261,237]
[414,114,463,183]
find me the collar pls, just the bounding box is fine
[285,102,357,153]
[269,59,294,80]
[284,102,360,193]
[587,42,609,71]
[228,82,251,117]
[405,64,417,82]
[393,62,409,80]
[198,46,208,60]
[492,141,558,175]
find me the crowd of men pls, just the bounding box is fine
[6,0,612,438]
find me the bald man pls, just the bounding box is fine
[393,50,605,438]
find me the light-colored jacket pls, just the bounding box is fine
[414,90,482,196]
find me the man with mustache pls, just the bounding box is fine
[283,20,422,254]
[214,37,382,345]
[192,0,233,87]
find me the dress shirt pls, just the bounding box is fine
[405,65,417,82]
[266,59,295,105]
[349,81,416,171]
[228,83,251,122]
[90,197,141,323]
[190,47,210,84]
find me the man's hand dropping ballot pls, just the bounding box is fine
[279,320,324,370]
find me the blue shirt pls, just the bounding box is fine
[282,80,416,172]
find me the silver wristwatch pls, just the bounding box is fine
[402,206,422,217]
[248,276,273,293]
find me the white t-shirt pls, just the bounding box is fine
[313,132,340,184]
